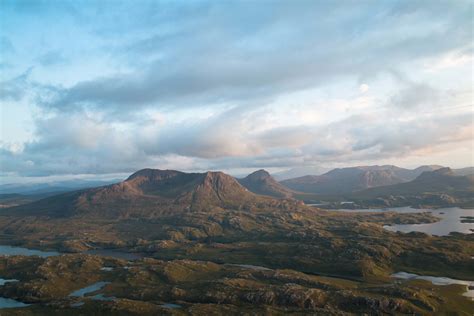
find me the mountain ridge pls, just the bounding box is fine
[281,165,445,194]
[6,169,268,218]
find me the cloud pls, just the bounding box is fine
[1,0,473,179]
[359,84,369,93]
[2,102,472,177]
[34,0,472,115]
[389,82,440,109]
[0,68,33,101]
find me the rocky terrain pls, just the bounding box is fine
[0,168,472,314]
[0,254,473,315]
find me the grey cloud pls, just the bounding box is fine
[3,105,471,177]
[41,0,471,114]
[389,82,440,109]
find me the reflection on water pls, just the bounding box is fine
[0,297,30,309]
[226,264,272,271]
[383,208,473,236]
[69,281,110,297]
[0,245,59,257]
[90,293,116,301]
[162,303,182,309]
[0,278,18,286]
[327,207,473,236]
[392,271,474,300]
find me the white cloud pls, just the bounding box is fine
[359,84,369,93]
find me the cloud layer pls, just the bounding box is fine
[0,0,472,179]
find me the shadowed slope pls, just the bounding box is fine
[238,169,295,198]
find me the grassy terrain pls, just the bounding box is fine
[0,254,472,315]
[0,170,472,314]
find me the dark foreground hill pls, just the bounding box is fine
[238,169,295,198]
[281,165,443,195]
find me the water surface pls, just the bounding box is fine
[162,303,182,309]
[0,278,18,285]
[69,281,110,297]
[326,207,473,236]
[392,271,474,300]
[0,245,59,257]
[383,208,473,236]
[0,297,30,309]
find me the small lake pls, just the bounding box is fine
[392,272,474,300]
[162,303,182,309]
[0,245,142,261]
[0,297,30,309]
[383,208,473,236]
[0,245,59,257]
[69,281,110,297]
[69,281,116,302]
[327,207,473,236]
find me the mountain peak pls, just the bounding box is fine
[245,169,272,181]
[417,167,454,180]
[239,170,294,198]
[126,168,182,181]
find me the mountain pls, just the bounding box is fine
[453,167,474,176]
[281,165,444,195]
[357,167,474,196]
[7,169,266,218]
[348,168,474,208]
[238,169,295,198]
[273,166,329,181]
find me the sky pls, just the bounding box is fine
[0,0,473,183]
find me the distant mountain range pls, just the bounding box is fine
[346,167,474,208]
[280,165,447,195]
[2,165,473,210]
[272,166,330,180]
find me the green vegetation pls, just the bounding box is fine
[0,169,472,314]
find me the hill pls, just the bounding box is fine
[238,169,295,198]
[281,165,443,195]
[6,169,267,218]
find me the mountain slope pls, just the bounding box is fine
[238,169,295,198]
[281,165,443,195]
[356,168,474,196]
[5,169,266,218]
[349,168,474,207]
